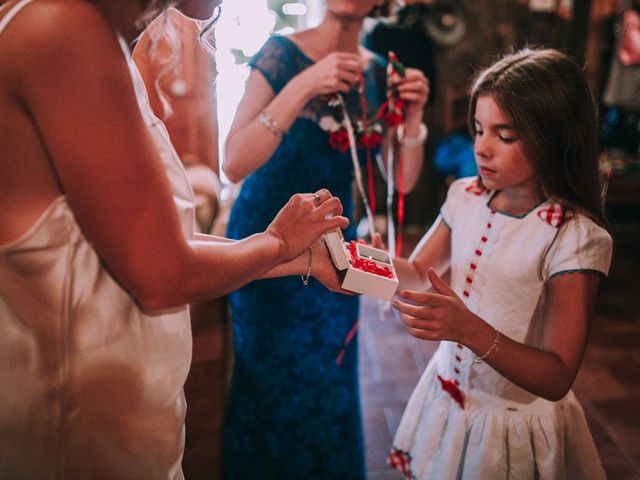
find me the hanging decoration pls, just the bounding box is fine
[318,51,408,256]
[379,52,407,258]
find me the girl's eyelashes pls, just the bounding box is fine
[473,129,517,143]
[474,120,517,143]
[499,134,518,144]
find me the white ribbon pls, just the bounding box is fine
[338,94,376,239]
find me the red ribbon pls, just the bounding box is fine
[335,319,360,366]
[358,71,376,215]
[396,152,405,257]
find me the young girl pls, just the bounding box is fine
[386,49,613,479]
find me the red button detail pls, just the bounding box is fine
[463,290,470,297]
[470,263,477,270]
[466,277,473,284]
[475,249,482,256]
[481,236,487,242]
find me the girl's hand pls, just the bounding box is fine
[370,232,386,250]
[296,52,362,97]
[390,67,430,122]
[266,189,349,261]
[392,268,476,343]
[312,239,356,294]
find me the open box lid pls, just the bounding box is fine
[323,228,350,270]
[324,228,395,272]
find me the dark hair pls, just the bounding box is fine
[368,0,399,18]
[468,48,609,231]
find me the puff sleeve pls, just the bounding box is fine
[248,36,297,94]
[545,216,613,279]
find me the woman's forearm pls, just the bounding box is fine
[223,74,314,183]
[396,113,425,192]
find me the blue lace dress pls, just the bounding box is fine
[223,35,387,479]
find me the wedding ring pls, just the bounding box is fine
[312,193,321,203]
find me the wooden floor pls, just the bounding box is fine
[182,228,640,479]
[360,228,640,480]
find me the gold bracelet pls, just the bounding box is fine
[301,246,312,286]
[259,109,285,138]
[473,329,500,364]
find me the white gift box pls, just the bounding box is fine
[323,228,399,301]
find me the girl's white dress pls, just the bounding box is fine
[389,178,613,480]
[0,1,195,478]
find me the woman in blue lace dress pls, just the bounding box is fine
[222,1,429,478]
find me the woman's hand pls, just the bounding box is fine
[392,267,478,344]
[265,188,349,261]
[295,52,362,97]
[390,67,430,123]
[311,238,355,294]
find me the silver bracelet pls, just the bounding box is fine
[259,109,285,138]
[397,123,428,148]
[301,247,312,286]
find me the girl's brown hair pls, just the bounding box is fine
[468,49,609,231]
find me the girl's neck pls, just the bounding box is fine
[300,14,363,59]
[490,185,544,216]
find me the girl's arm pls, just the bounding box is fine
[18,6,348,311]
[394,269,600,401]
[390,218,451,291]
[223,51,362,183]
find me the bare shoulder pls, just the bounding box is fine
[1,0,121,66]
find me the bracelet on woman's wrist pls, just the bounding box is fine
[397,123,428,148]
[259,109,286,139]
[301,246,313,286]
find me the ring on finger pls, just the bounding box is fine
[312,193,321,203]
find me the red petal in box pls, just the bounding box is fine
[324,228,399,300]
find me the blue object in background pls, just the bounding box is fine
[434,133,477,178]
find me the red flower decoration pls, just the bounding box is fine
[328,129,350,153]
[357,130,383,149]
[376,98,406,128]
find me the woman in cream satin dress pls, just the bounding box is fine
[0,1,349,478]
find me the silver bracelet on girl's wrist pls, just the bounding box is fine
[397,123,428,148]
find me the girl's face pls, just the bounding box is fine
[473,95,538,195]
[177,0,222,20]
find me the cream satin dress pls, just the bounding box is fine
[0,1,196,478]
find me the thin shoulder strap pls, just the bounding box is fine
[0,0,34,35]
